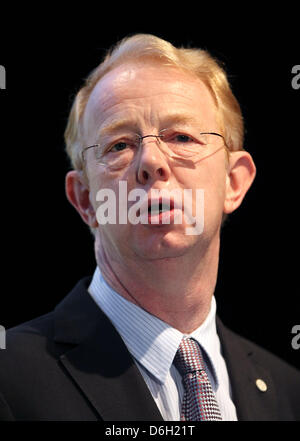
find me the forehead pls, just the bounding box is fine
[83,62,218,131]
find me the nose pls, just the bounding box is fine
[136,135,171,185]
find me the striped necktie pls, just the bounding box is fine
[174,337,222,421]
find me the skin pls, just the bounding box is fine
[66,61,256,333]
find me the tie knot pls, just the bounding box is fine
[174,338,205,375]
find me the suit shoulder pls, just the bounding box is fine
[0,312,58,370]
[4,311,55,344]
[220,320,300,384]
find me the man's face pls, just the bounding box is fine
[82,62,229,262]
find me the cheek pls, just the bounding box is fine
[187,161,227,218]
[88,168,132,231]
[87,173,103,209]
[181,160,226,193]
[203,165,227,225]
[87,165,119,203]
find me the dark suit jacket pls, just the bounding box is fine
[0,277,299,421]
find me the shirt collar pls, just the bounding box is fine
[88,266,219,386]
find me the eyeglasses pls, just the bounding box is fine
[82,127,228,170]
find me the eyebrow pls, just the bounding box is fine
[96,113,202,139]
[97,119,139,138]
[159,113,200,127]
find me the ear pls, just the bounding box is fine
[65,170,98,228]
[224,151,256,214]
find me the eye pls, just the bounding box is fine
[110,142,128,152]
[174,134,193,143]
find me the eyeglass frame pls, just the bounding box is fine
[81,131,228,164]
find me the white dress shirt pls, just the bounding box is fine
[88,266,238,421]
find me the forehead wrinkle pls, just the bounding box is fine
[157,112,204,128]
[84,65,218,143]
[96,111,210,141]
[98,118,140,138]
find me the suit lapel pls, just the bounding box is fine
[54,278,163,421]
[54,278,280,421]
[216,317,279,421]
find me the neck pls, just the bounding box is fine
[94,234,220,334]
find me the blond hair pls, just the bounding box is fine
[64,33,244,171]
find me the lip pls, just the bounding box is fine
[148,196,174,211]
[139,194,183,226]
[148,209,178,225]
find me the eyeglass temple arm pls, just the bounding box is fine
[200,132,224,138]
[200,132,228,150]
[81,144,100,160]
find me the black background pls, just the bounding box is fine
[0,6,299,371]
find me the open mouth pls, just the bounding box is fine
[146,197,176,224]
[133,194,181,225]
[148,201,173,215]
[148,197,174,214]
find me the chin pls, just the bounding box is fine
[132,228,199,261]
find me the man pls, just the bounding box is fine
[0,34,299,421]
